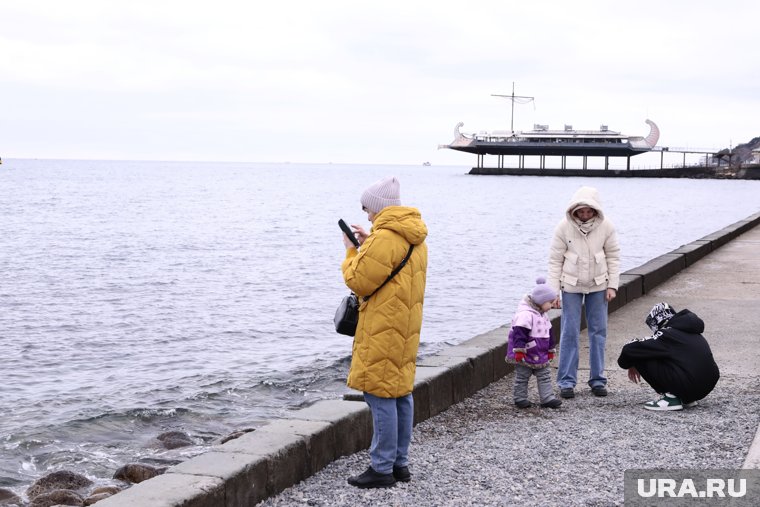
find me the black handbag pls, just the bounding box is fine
[334,244,415,336]
[334,293,360,336]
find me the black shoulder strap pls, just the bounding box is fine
[364,244,415,301]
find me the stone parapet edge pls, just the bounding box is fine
[95,211,760,507]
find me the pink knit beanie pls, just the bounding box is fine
[360,176,401,213]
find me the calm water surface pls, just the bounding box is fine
[1,159,758,493]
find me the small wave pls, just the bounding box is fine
[78,407,191,424]
[122,407,191,420]
[247,354,352,410]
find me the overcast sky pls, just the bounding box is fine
[2,1,758,165]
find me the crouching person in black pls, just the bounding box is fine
[617,302,719,411]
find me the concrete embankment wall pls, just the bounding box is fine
[96,211,760,507]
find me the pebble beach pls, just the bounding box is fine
[258,367,760,507]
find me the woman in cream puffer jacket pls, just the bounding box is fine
[548,186,620,399]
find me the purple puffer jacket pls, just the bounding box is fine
[506,299,556,369]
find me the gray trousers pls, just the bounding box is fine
[514,364,556,404]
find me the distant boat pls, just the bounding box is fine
[441,120,660,158]
[422,161,431,166]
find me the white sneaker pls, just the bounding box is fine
[643,393,683,411]
[683,400,698,408]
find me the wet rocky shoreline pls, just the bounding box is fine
[0,429,254,507]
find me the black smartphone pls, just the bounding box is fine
[338,219,360,248]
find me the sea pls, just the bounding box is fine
[1,158,759,495]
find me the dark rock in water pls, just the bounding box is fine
[160,437,193,449]
[29,489,84,507]
[83,484,123,505]
[84,492,114,505]
[156,430,190,441]
[89,486,121,496]
[0,487,23,506]
[219,428,255,444]
[26,471,92,500]
[156,430,194,449]
[113,463,165,484]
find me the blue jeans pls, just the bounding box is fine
[363,392,414,474]
[557,290,608,389]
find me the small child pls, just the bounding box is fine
[506,277,562,409]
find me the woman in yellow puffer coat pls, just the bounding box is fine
[340,176,428,489]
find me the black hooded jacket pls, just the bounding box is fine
[617,309,719,403]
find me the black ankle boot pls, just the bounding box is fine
[347,466,396,489]
[393,465,411,482]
